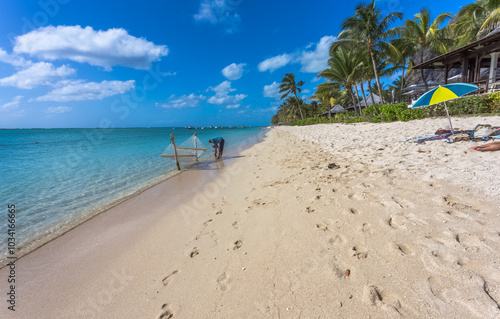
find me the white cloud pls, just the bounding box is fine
[158,93,206,109]
[222,63,246,80]
[258,106,278,113]
[258,54,293,72]
[35,80,135,102]
[0,95,23,110]
[0,48,31,67]
[45,106,71,114]
[298,36,336,73]
[258,36,336,73]
[263,81,281,99]
[194,0,241,33]
[207,80,246,109]
[0,62,75,89]
[14,26,168,70]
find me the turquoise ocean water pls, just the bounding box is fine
[0,127,264,263]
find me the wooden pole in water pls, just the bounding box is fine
[171,133,181,170]
[194,132,198,161]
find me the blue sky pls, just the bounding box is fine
[0,0,472,128]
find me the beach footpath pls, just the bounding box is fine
[2,117,500,318]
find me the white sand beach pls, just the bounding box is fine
[2,116,500,319]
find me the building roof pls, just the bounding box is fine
[355,93,381,107]
[412,31,500,70]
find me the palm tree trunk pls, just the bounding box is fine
[420,50,429,91]
[369,79,376,105]
[352,87,361,115]
[400,60,406,103]
[294,93,304,119]
[353,84,363,116]
[360,83,369,111]
[369,47,385,103]
[348,86,357,107]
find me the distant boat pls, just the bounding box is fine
[186,126,195,129]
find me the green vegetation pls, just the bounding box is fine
[271,0,500,125]
[289,91,500,126]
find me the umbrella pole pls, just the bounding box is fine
[444,101,455,134]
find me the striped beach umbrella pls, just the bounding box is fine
[411,83,479,133]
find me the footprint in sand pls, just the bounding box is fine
[346,208,360,215]
[328,235,346,247]
[430,276,500,318]
[304,206,315,213]
[232,221,239,229]
[428,276,452,302]
[420,250,458,277]
[387,214,406,229]
[203,219,213,226]
[443,195,476,211]
[362,285,410,316]
[362,223,373,235]
[233,240,243,250]
[156,303,174,319]
[189,247,199,258]
[389,242,414,256]
[347,193,367,201]
[316,223,329,231]
[216,210,222,215]
[162,270,179,286]
[217,272,230,291]
[351,245,368,259]
[391,196,414,209]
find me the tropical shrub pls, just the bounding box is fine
[425,95,489,116]
[362,102,427,122]
[486,92,500,114]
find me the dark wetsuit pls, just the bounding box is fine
[211,136,225,153]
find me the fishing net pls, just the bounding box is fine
[161,134,207,163]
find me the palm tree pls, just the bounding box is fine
[331,0,403,102]
[452,0,500,46]
[391,37,416,99]
[318,47,365,115]
[401,8,452,90]
[389,75,406,103]
[278,73,306,120]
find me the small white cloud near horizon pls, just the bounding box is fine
[208,80,246,109]
[222,63,246,80]
[35,79,135,102]
[194,0,241,33]
[0,95,23,110]
[14,26,168,70]
[158,93,206,109]
[263,81,281,99]
[45,106,71,114]
[0,62,75,89]
[258,54,293,72]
